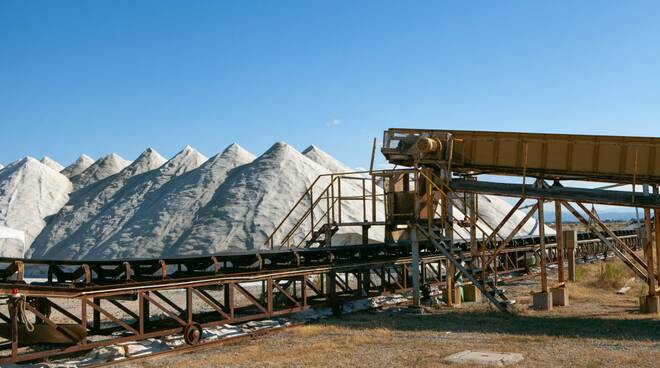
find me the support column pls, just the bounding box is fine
[327,271,338,314]
[92,297,101,333]
[643,207,659,313]
[470,192,478,257]
[141,291,150,332]
[186,287,193,323]
[552,202,569,306]
[446,262,455,306]
[654,185,660,283]
[533,199,553,310]
[555,201,564,283]
[362,269,371,297]
[539,201,548,293]
[411,226,420,308]
[564,230,577,282]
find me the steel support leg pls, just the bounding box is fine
[411,226,420,308]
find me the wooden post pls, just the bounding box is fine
[564,230,577,282]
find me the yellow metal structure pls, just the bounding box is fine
[383,128,660,184]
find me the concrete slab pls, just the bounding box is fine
[532,291,553,311]
[444,350,523,366]
[551,286,569,306]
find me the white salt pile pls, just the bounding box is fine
[302,145,355,173]
[0,157,72,257]
[28,148,167,258]
[71,153,131,190]
[35,146,207,260]
[61,154,95,178]
[40,156,65,172]
[93,144,254,259]
[174,142,386,254]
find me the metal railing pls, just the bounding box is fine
[264,169,413,249]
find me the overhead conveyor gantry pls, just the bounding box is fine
[381,128,660,313]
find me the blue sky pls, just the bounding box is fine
[1,1,659,170]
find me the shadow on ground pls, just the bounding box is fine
[324,309,660,341]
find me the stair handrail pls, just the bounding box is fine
[265,173,330,248]
[282,182,339,248]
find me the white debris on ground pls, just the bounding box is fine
[444,350,524,366]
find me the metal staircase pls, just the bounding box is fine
[416,225,513,313]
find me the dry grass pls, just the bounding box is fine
[126,258,660,368]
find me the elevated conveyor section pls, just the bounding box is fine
[383,128,660,184]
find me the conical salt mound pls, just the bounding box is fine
[96,144,256,259]
[61,155,94,178]
[37,146,208,260]
[28,148,167,258]
[40,156,65,172]
[71,153,131,190]
[0,157,72,257]
[174,142,385,255]
[302,145,354,173]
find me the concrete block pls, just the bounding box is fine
[646,296,660,314]
[532,292,553,311]
[551,287,569,307]
[444,350,523,366]
[464,284,482,303]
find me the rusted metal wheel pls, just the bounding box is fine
[183,323,203,345]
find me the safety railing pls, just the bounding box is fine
[264,169,413,249]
